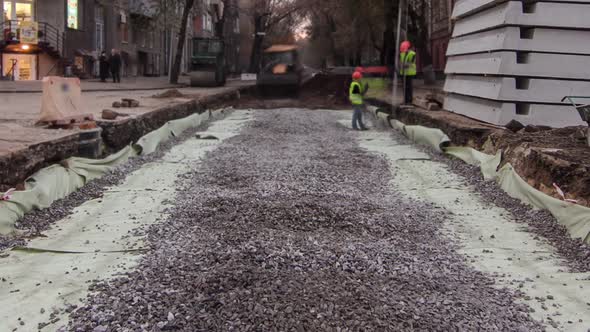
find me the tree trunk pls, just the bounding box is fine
[248,15,265,73]
[382,0,397,66]
[170,0,195,84]
[409,1,432,67]
[325,13,343,66]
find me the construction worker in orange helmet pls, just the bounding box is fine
[349,70,369,131]
[399,40,417,105]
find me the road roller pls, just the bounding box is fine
[189,38,226,87]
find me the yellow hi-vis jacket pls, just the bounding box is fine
[349,80,364,105]
[400,50,417,76]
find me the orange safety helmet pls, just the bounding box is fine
[352,71,363,80]
[400,41,411,53]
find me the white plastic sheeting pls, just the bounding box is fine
[0,110,253,332]
[0,109,226,235]
[358,124,590,331]
[371,107,590,243]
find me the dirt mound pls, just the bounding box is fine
[488,126,590,205]
[301,73,351,103]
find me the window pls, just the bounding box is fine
[234,18,239,33]
[15,2,32,21]
[95,6,104,51]
[148,31,155,49]
[202,13,208,31]
[4,1,34,22]
[3,1,10,21]
[202,12,213,32]
[141,30,146,47]
[119,11,128,43]
[95,5,104,21]
[121,23,128,42]
[96,22,104,50]
[67,0,79,29]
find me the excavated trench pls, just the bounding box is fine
[66,109,543,331]
[2,108,589,331]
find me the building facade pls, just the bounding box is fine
[424,0,455,74]
[0,0,227,81]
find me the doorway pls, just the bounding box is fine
[2,53,37,80]
[138,51,147,76]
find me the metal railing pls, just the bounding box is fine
[5,59,17,80]
[2,20,64,56]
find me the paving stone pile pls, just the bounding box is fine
[68,110,541,331]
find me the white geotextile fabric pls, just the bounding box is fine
[370,107,590,243]
[0,109,226,234]
[0,110,253,332]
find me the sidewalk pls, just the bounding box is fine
[0,77,254,190]
[0,76,192,93]
[366,78,445,105]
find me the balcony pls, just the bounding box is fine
[129,0,157,17]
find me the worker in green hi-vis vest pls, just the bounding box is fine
[399,40,417,105]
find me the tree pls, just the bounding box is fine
[241,0,307,72]
[132,0,200,82]
[381,0,397,66]
[302,0,387,67]
[408,0,432,67]
[170,0,196,83]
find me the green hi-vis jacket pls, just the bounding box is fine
[400,50,417,76]
[349,81,364,105]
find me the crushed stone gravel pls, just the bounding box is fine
[68,109,542,331]
[0,111,220,252]
[385,126,590,273]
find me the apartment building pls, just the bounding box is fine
[0,0,204,80]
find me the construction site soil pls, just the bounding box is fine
[486,128,590,205]
[230,73,352,110]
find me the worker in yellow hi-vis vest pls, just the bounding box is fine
[349,71,369,131]
[399,40,417,105]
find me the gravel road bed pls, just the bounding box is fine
[68,109,541,331]
[438,155,590,273]
[385,127,590,273]
[0,111,220,252]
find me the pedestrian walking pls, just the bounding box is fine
[349,70,369,131]
[110,49,122,83]
[99,51,109,83]
[400,41,417,105]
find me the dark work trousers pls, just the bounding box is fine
[403,76,413,105]
[111,69,121,83]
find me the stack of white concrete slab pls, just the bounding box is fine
[443,0,590,127]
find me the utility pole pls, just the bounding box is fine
[392,0,405,106]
